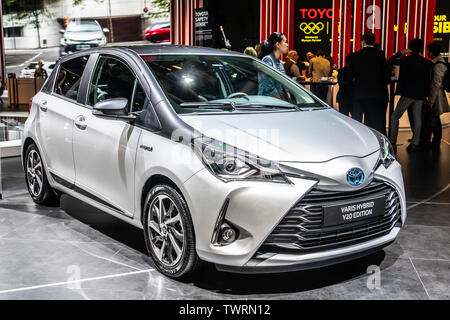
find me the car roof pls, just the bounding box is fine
[56,45,251,66]
[100,44,248,57]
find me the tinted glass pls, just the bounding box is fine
[66,22,101,32]
[54,55,90,101]
[88,56,135,111]
[131,82,146,113]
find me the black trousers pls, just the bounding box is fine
[311,84,328,102]
[421,107,443,144]
[353,99,387,136]
[338,98,353,117]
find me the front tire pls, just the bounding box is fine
[24,143,60,206]
[143,184,201,278]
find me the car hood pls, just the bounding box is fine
[64,31,104,41]
[180,109,380,162]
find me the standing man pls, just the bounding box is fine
[337,53,354,117]
[349,32,390,136]
[309,50,331,101]
[34,60,48,79]
[284,50,306,80]
[426,42,450,147]
[388,39,432,152]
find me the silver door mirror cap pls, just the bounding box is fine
[92,97,135,122]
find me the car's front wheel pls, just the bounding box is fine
[143,184,201,278]
[24,143,60,206]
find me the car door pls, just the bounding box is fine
[72,55,143,217]
[36,55,91,185]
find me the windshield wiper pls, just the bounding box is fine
[296,103,329,110]
[233,102,300,111]
[180,101,236,111]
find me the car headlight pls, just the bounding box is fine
[60,38,67,46]
[192,136,290,183]
[98,37,107,45]
[371,129,395,169]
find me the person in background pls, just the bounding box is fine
[255,43,262,58]
[304,52,315,74]
[284,50,305,80]
[425,42,450,147]
[337,53,354,117]
[34,60,48,79]
[349,32,390,136]
[308,49,331,101]
[243,46,257,58]
[326,54,337,77]
[257,32,289,98]
[388,38,432,152]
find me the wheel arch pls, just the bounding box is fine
[140,174,187,226]
[22,137,37,168]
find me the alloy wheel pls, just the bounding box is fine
[26,150,43,197]
[147,194,185,267]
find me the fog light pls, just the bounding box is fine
[220,226,236,243]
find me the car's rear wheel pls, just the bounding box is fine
[143,184,201,278]
[25,143,60,206]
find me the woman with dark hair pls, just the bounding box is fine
[257,32,289,98]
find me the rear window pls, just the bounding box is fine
[54,55,90,101]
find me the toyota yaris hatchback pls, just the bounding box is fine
[22,45,406,278]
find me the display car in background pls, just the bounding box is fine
[22,45,406,278]
[59,20,109,56]
[19,61,56,78]
[143,22,170,43]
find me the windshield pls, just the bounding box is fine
[151,22,170,29]
[26,63,38,70]
[66,22,101,33]
[142,54,323,114]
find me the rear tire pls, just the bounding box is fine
[143,184,202,278]
[24,143,60,206]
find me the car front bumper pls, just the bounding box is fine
[181,153,406,273]
[60,42,103,55]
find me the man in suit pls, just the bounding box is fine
[388,38,432,152]
[349,32,391,136]
[337,53,354,117]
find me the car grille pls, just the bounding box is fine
[260,180,402,254]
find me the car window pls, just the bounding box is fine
[26,63,38,70]
[131,81,147,113]
[54,55,90,101]
[66,22,101,32]
[143,54,316,114]
[88,56,135,112]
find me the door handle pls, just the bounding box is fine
[74,115,87,130]
[39,100,48,112]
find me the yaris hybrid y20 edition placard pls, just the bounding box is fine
[22,46,406,278]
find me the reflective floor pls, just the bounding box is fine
[0,129,449,300]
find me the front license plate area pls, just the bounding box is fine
[76,45,90,50]
[323,196,386,227]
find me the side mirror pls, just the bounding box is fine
[60,29,65,34]
[92,98,135,122]
[103,28,110,33]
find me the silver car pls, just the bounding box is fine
[60,20,109,56]
[22,46,406,278]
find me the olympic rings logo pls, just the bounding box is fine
[299,22,325,34]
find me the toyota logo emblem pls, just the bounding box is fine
[347,168,364,186]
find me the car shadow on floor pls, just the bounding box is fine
[185,250,398,295]
[60,194,148,254]
[59,194,402,295]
